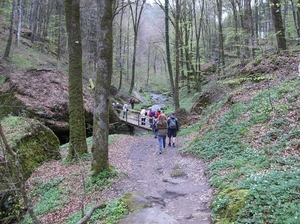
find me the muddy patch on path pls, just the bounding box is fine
[108,136,213,224]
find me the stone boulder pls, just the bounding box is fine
[0,116,61,180]
[190,90,210,115]
[0,116,60,223]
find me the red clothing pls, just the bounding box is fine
[155,111,161,118]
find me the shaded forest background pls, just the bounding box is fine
[2,0,299,95]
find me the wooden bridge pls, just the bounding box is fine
[118,109,153,131]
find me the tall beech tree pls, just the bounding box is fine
[65,0,88,158]
[216,0,225,75]
[128,0,146,95]
[165,0,175,108]
[91,0,113,175]
[270,0,287,51]
[4,0,16,58]
[173,0,180,110]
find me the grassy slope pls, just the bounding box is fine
[180,55,300,223]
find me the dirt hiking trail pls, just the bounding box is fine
[109,135,213,224]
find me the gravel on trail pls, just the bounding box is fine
[107,134,213,224]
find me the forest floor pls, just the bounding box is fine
[27,133,213,224]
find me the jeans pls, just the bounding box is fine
[158,135,166,152]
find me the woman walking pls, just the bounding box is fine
[155,113,168,154]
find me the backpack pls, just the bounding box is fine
[169,118,177,129]
[130,98,135,103]
[152,119,157,131]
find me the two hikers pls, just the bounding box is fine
[155,111,178,154]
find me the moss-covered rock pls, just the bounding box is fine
[212,187,248,224]
[121,192,151,213]
[0,116,61,180]
[190,91,210,114]
[0,116,60,223]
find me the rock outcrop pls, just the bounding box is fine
[0,68,94,132]
[0,116,61,180]
[0,116,60,223]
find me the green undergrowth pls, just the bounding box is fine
[21,178,66,223]
[182,76,300,223]
[21,168,120,224]
[22,131,121,223]
[67,197,128,224]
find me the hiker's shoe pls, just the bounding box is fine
[168,142,171,147]
[154,136,157,138]
[173,143,175,147]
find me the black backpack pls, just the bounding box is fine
[169,118,177,129]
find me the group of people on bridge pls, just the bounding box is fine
[140,107,179,154]
[113,98,179,155]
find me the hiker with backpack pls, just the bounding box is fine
[155,113,168,154]
[152,117,158,138]
[167,112,179,147]
[129,97,135,109]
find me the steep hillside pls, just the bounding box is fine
[182,52,300,223]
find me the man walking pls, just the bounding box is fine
[167,112,179,147]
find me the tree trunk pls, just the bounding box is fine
[146,43,151,87]
[4,0,16,58]
[255,0,259,47]
[117,0,125,91]
[65,0,88,159]
[32,0,40,43]
[165,0,175,108]
[290,0,300,39]
[173,0,180,110]
[270,0,287,51]
[128,0,146,95]
[193,0,204,81]
[57,0,63,59]
[229,0,240,58]
[91,0,113,175]
[245,0,255,58]
[16,0,22,46]
[41,0,52,40]
[216,0,225,75]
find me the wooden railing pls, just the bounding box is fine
[115,108,153,131]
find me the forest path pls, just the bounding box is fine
[109,135,213,224]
